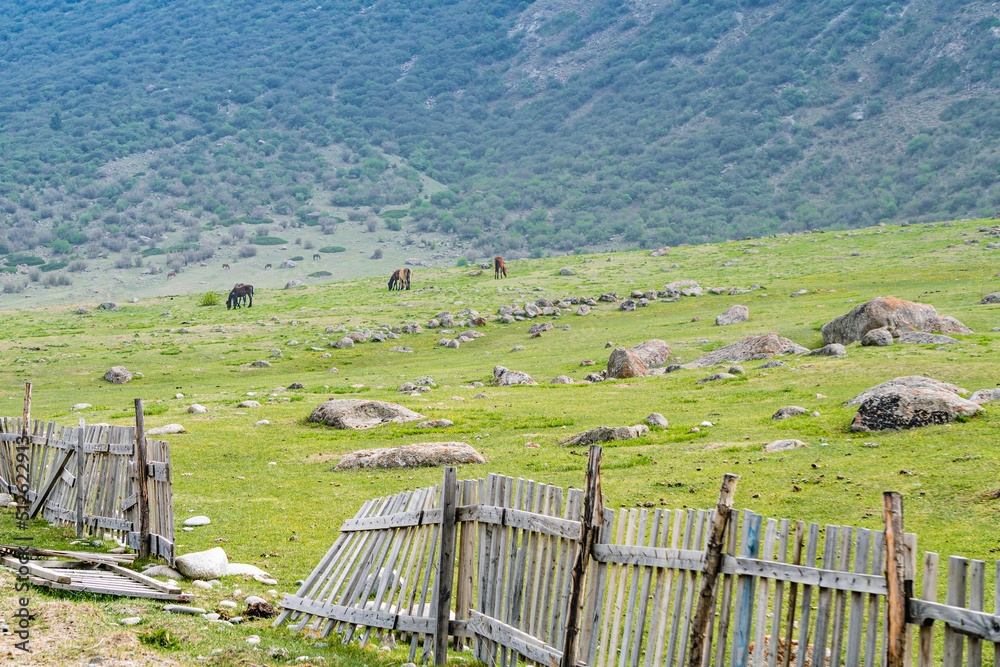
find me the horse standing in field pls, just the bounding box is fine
[222,263,230,270]
[167,271,177,279]
[226,283,254,309]
[388,268,411,291]
[264,263,272,270]
[494,256,507,279]
[313,253,321,260]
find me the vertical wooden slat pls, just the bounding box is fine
[812,525,841,666]
[846,529,872,667]
[134,399,150,559]
[454,479,477,651]
[750,519,778,667]
[598,510,628,667]
[916,552,938,667]
[863,531,885,667]
[830,527,854,667]
[667,509,695,667]
[628,509,659,667]
[76,420,85,537]
[942,556,968,667]
[646,511,672,667]
[883,492,906,667]
[608,509,639,667]
[732,511,762,667]
[794,523,820,667]
[714,509,742,667]
[562,444,603,667]
[968,559,985,667]
[586,507,616,667]
[767,520,791,667]
[677,509,707,665]
[618,508,648,667]
[432,467,458,665]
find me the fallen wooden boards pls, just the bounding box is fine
[1,556,191,601]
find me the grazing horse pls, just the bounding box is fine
[226,283,254,309]
[264,263,272,270]
[222,263,230,270]
[312,253,321,260]
[166,271,177,279]
[494,256,507,279]
[388,268,411,291]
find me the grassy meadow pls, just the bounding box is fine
[2,218,1000,665]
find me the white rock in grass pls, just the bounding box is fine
[237,400,262,408]
[175,547,229,580]
[146,424,186,435]
[143,565,184,579]
[183,515,211,527]
[646,413,669,428]
[247,635,261,645]
[254,574,278,585]
[120,617,142,626]
[192,580,213,590]
[255,419,270,427]
[187,404,208,414]
[70,403,92,412]
[165,605,206,615]
[219,601,237,609]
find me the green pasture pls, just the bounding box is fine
[2,219,1000,665]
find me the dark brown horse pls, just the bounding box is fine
[494,256,507,279]
[226,283,254,309]
[388,268,411,291]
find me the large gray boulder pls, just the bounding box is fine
[631,339,672,367]
[606,348,648,379]
[850,386,982,432]
[98,302,120,311]
[981,292,1000,304]
[560,425,649,446]
[846,376,968,407]
[682,334,807,368]
[335,442,486,470]
[716,305,749,326]
[103,366,133,384]
[308,399,426,430]
[175,547,229,580]
[821,297,971,344]
[493,366,537,386]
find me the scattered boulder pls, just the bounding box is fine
[821,297,971,344]
[335,442,486,470]
[308,399,426,430]
[619,300,636,312]
[70,403,92,412]
[415,419,454,428]
[861,328,893,347]
[529,322,554,335]
[98,302,120,311]
[245,601,277,619]
[765,439,808,453]
[175,547,229,580]
[187,404,208,414]
[850,386,983,432]
[559,425,649,446]
[77,306,89,314]
[183,516,211,527]
[287,382,305,390]
[559,268,575,275]
[772,406,808,420]
[630,339,672,367]
[646,413,668,427]
[144,565,184,579]
[808,344,847,357]
[649,247,670,257]
[846,376,967,407]
[683,334,807,368]
[551,376,575,384]
[252,360,272,367]
[598,292,618,303]
[493,366,537,386]
[969,389,1000,403]
[284,280,305,289]
[237,400,262,408]
[333,337,355,349]
[606,348,649,379]
[438,338,460,349]
[103,366,133,384]
[146,424,186,435]
[280,259,297,269]
[716,305,749,326]
[980,292,1000,304]
[576,305,591,316]
[897,332,958,345]
[698,373,738,383]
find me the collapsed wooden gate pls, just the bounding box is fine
[0,385,175,563]
[276,445,1000,667]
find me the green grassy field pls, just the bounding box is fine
[2,218,1000,665]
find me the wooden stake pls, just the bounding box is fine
[134,399,150,559]
[76,418,85,538]
[21,382,31,441]
[432,466,458,665]
[687,473,739,667]
[560,444,603,667]
[883,491,907,667]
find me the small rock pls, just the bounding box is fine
[246,635,261,645]
[646,413,668,427]
[183,515,211,527]
[255,419,270,427]
[119,617,142,626]
[697,373,737,383]
[187,404,208,414]
[164,605,206,615]
[252,360,272,368]
[716,305,749,326]
[550,375,574,384]
[70,403,92,412]
[559,268,575,275]
[103,366,133,384]
[415,419,454,428]
[772,406,808,420]
[146,424,186,435]
[728,365,744,375]
[765,439,808,452]
[237,400,262,408]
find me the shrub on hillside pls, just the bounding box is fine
[251,236,287,245]
[319,246,346,253]
[238,245,257,258]
[199,291,219,306]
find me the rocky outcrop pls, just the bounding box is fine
[850,386,982,432]
[493,366,537,386]
[606,348,648,379]
[335,442,485,470]
[559,425,649,446]
[683,334,807,368]
[308,399,426,430]
[821,297,971,344]
[103,366,133,384]
[845,376,968,406]
[716,305,749,326]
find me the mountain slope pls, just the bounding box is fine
[1,0,1000,263]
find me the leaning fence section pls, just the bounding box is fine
[277,448,1000,667]
[0,385,175,564]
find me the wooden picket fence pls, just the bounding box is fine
[277,445,1000,667]
[0,385,175,563]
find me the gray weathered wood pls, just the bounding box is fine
[916,551,938,667]
[942,556,969,666]
[968,559,985,667]
[134,399,150,559]
[432,467,458,665]
[561,445,602,667]
[883,492,906,667]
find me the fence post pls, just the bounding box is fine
[883,491,907,667]
[76,417,85,538]
[21,381,31,442]
[687,473,739,667]
[134,398,151,559]
[560,444,604,667]
[432,465,458,665]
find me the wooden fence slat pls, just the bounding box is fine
[812,524,840,667]
[585,507,615,667]
[863,531,885,667]
[846,529,873,667]
[668,509,695,667]
[750,518,778,667]
[732,511,762,667]
[713,508,742,667]
[969,559,985,667]
[794,522,820,667]
[766,519,791,667]
[942,556,969,667]
[829,526,854,667]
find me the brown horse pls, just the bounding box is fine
[494,256,507,279]
[388,268,411,291]
[166,271,177,279]
[222,263,230,270]
[312,253,321,260]
[264,263,272,270]
[226,283,254,309]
